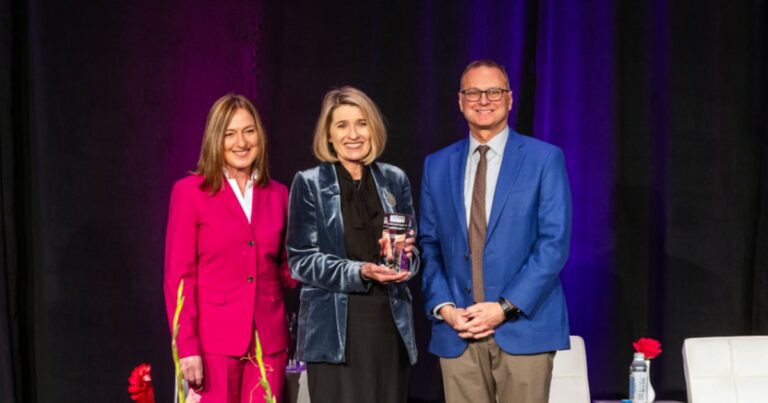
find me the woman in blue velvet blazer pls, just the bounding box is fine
[287,86,419,402]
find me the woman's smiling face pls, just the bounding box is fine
[328,104,371,166]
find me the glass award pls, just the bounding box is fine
[382,213,413,273]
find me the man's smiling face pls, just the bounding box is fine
[459,65,513,140]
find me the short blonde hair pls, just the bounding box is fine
[312,86,387,165]
[195,94,270,193]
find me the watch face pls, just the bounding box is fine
[499,299,518,321]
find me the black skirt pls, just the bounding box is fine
[307,283,409,403]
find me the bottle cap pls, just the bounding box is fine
[634,352,645,360]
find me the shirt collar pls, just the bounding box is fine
[468,127,509,157]
[223,167,259,182]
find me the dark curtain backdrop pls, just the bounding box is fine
[1,0,766,402]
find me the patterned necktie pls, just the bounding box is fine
[469,145,490,303]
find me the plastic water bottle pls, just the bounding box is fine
[629,352,648,403]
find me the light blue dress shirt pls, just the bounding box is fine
[463,127,509,226]
[433,127,509,318]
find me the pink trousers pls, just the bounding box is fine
[199,350,287,403]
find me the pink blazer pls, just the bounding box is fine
[164,175,297,358]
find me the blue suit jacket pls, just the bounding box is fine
[419,129,572,357]
[287,162,419,365]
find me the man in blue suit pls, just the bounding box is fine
[419,59,572,403]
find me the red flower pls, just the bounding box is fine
[128,363,155,403]
[633,337,663,360]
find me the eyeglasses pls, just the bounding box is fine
[460,87,510,102]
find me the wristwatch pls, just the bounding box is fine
[498,298,520,321]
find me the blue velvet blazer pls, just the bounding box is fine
[287,162,419,365]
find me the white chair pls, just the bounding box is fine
[683,335,768,403]
[549,335,591,403]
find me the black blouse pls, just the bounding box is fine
[335,163,384,265]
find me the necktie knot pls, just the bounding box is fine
[476,145,490,156]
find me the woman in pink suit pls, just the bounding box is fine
[164,94,297,403]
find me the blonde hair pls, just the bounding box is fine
[311,86,386,165]
[194,94,270,193]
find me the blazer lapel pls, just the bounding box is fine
[486,132,526,240]
[371,163,395,214]
[318,163,347,256]
[449,139,470,244]
[249,182,269,230]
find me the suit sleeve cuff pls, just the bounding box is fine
[432,302,455,320]
[178,341,201,359]
[355,262,372,291]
